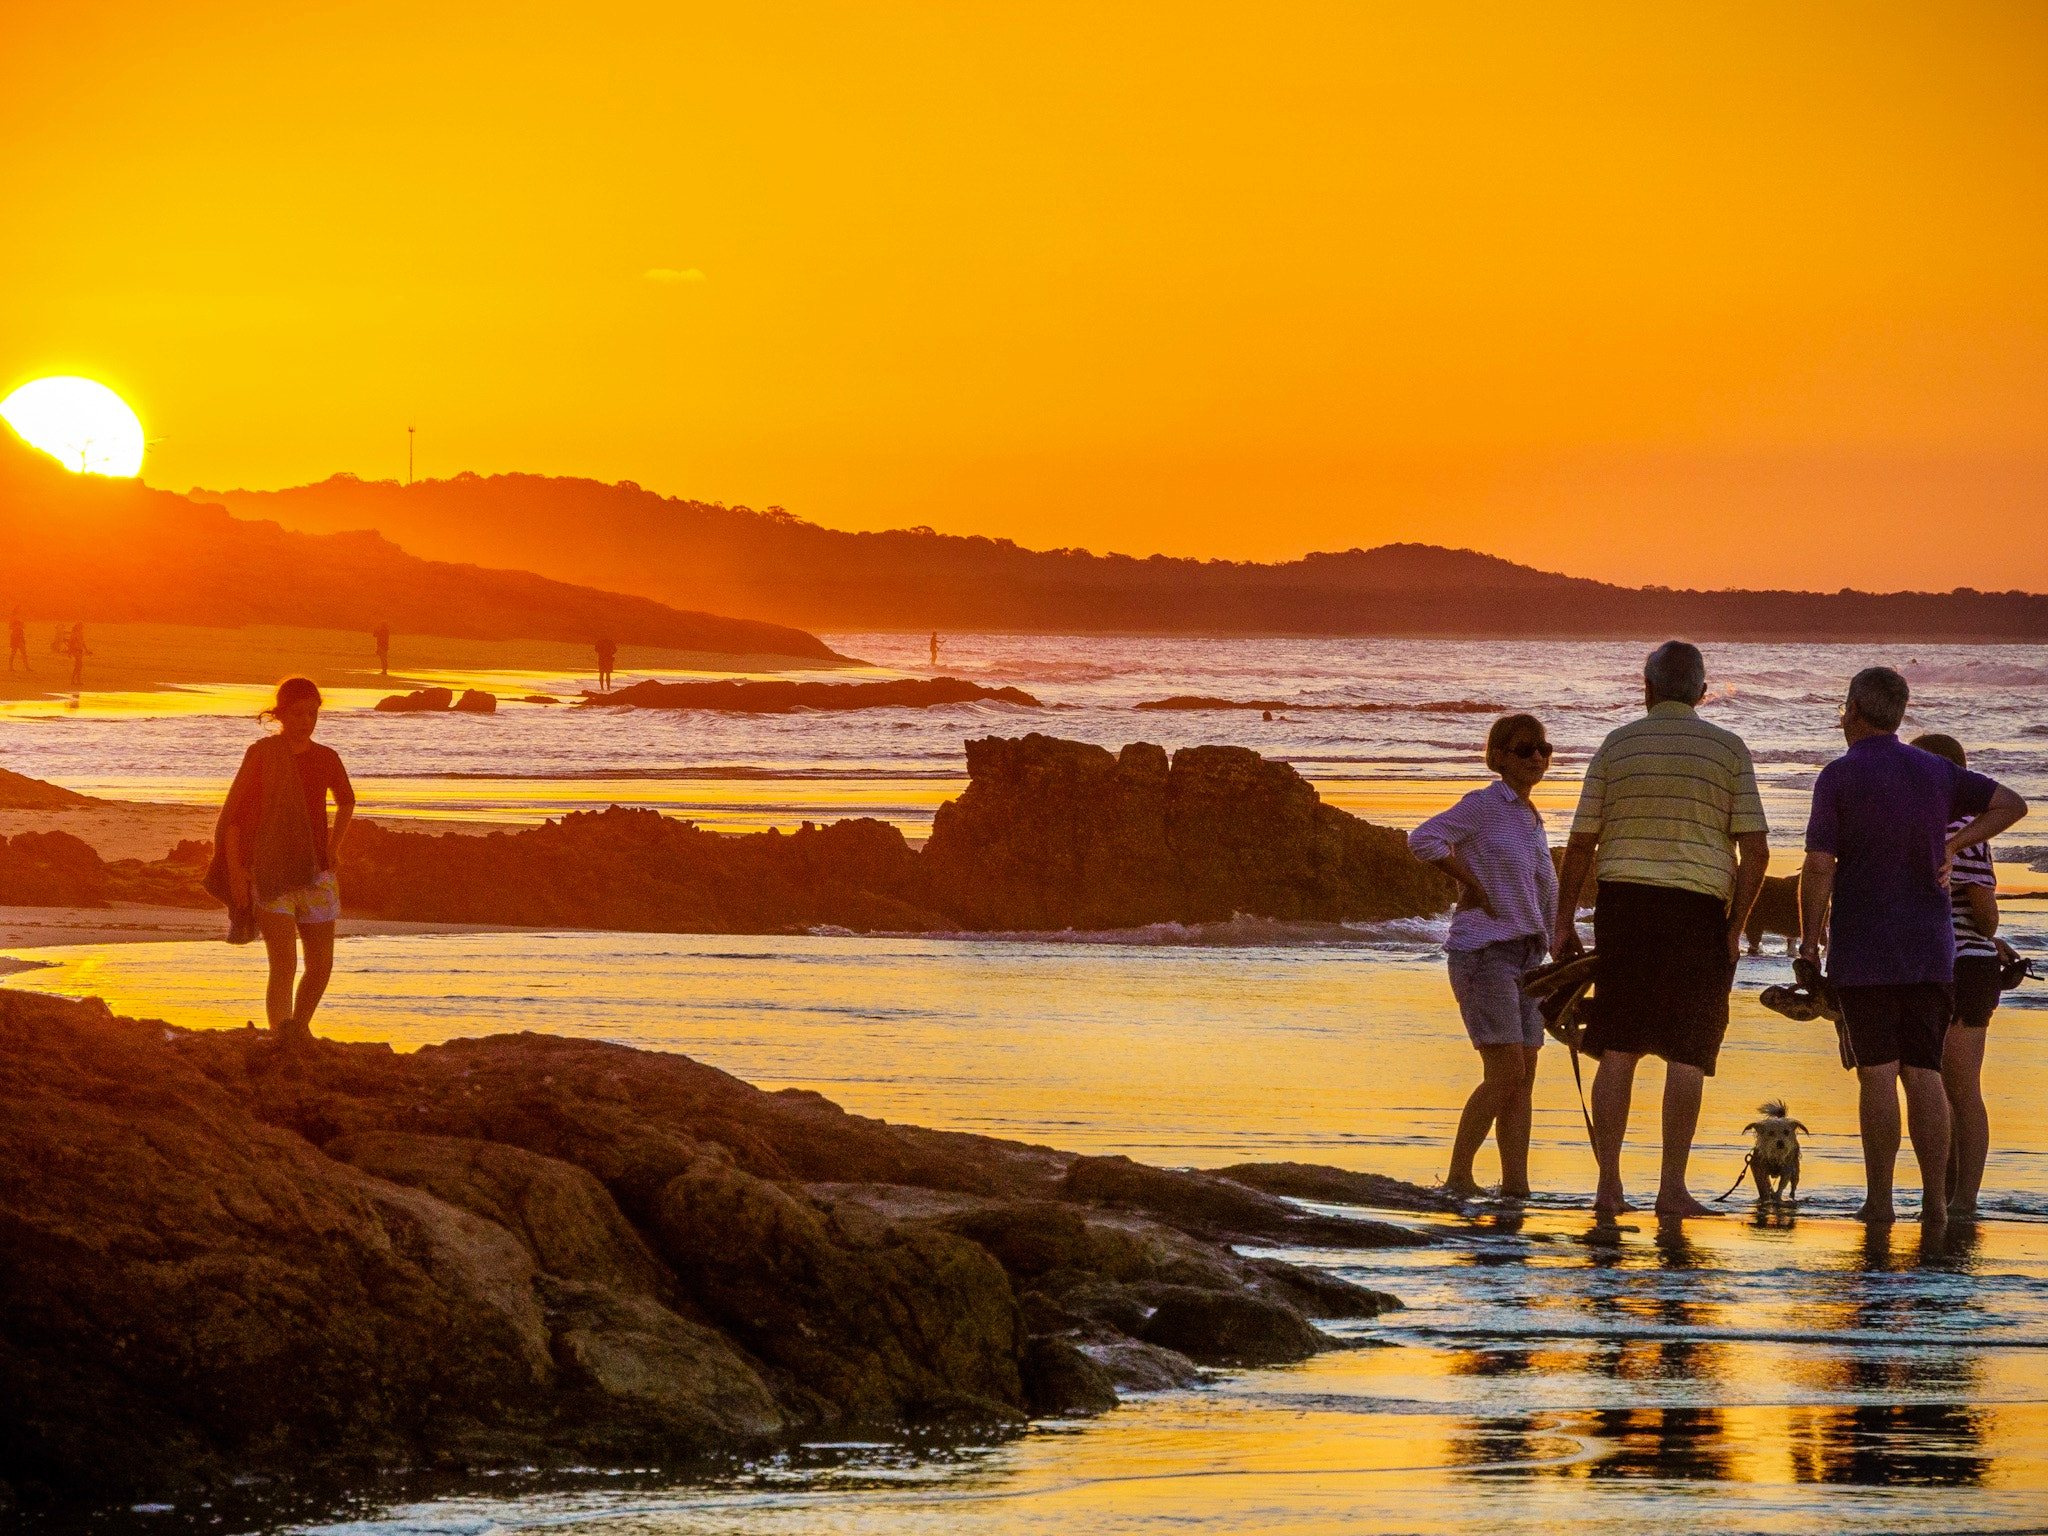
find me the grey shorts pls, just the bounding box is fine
[1447,934,1548,1050]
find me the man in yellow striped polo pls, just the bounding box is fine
[1553,641,1772,1220]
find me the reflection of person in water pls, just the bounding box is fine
[6,608,28,673]
[210,677,356,1045]
[595,636,617,692]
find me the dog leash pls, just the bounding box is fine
[1563,1037,1597,1154]
[1708,1152,1756,1203]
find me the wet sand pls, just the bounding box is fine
[0,903,537,950]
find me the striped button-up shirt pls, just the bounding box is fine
[1570,700,1767,904]
[1409,779,1558,951]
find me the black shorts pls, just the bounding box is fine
[1838,982,1952,1071]
[1952,956,2002,1030]
[1583,880,1734,1075]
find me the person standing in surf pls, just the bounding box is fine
[1410,713,1559,1199]
[205,676,357,1043]
[1554,641,1771,1219]
[1909,731,2016,1220]
[1799,672,2026,1228]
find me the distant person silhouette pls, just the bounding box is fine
[596,636,617,693]
[373,623,391,677]
[6,609,28,673]
[64,623,90,689]
[930,632,940,668]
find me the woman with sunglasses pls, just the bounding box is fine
[1408,713,1559,1198]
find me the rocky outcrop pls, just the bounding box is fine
[593,677,1040,712]
[1213,1161,1467,1214]
[374,687,456,712]
[0,989,1437,1515]
[454,689,498,714]
[919,734,1452,930]
[343,810,946,932]
[333,736,1448,934]
[0,832,213,908]
[15,735,1444,937]
[0,766,99,810]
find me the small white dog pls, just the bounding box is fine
[1744,1099,1808,1204]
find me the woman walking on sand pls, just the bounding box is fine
[204,677,356,1043]
[1408,713,1559,1198]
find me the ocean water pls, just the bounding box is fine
[4,635,2047,856]
[6,636,2048,1533]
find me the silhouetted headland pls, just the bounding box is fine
[1,987,1436,1512]
[593,677,1041,712]
[208,470,2048,640]
[0,432,838,660]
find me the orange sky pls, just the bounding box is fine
[5,3,2047,590]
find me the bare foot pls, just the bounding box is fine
[1947,1199,1979,1222]
[1855,1201,1896,1224]
[1500,1184,1533,1201]
[1654,1191,1712,1219]
[1444,1173,1484,1199]
[1593,1190,1635,1216]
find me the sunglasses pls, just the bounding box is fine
[1505,741,1553,760]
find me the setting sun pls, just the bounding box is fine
[0,375,144,477]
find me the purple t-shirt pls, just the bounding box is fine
[1805,734,1998,987]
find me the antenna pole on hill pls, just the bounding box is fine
[407,425,415,485]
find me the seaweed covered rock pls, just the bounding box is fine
[920,734,1450,930]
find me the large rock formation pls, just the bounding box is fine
[0,831,214,908]
[343,810,944,932]
[0,989,1436,1517]
[919,734,1451,930]
[6,736,1447,936]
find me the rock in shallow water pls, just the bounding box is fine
[0,991,1423,1516]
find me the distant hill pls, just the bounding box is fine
[208,470,2048,640]
[0,434,838,660]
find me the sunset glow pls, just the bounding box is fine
[0,376,144,477]
[4,4,2046,587]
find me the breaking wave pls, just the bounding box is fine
[810,914,1452,949]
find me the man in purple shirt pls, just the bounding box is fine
[1799,666,2027,1229]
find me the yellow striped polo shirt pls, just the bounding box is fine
[1569,701,1768,904]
